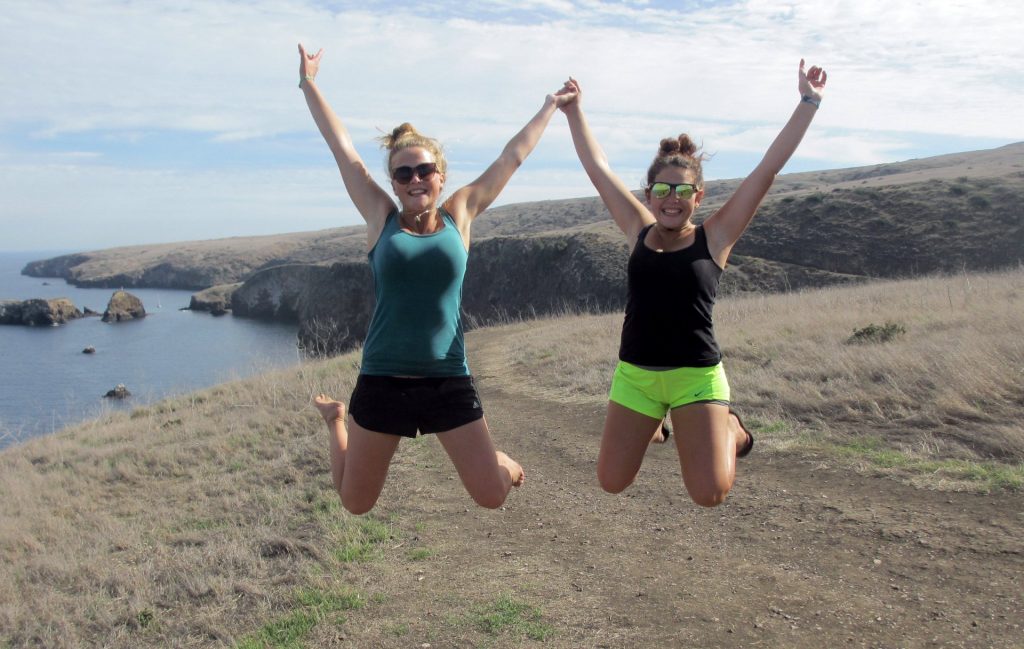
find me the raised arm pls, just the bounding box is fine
[560,78,653,242]
[704,59,828,266]
[298,44,394,233]
[446,84,578,226]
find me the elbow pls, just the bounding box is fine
[503,149,527,170]
[752,163,782,185]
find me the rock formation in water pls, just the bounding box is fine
[188,283,241,314]
[102,291,146,322]
[0,298,83,326]
[104,384,131,399]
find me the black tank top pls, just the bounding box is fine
[618,224,723,367]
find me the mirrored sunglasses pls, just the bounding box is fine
[650,181,697,200]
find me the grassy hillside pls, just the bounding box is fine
[2,268,1021,647]
[736,175,1024,275]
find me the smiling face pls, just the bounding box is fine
[390,146,445,213]
[646,166,703,230]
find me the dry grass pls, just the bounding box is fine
[1,268,1022,647]
[0,357,371,647]
[495,266,1024,483]
[718,267,1024,461]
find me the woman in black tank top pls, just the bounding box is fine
[557,60,827,507]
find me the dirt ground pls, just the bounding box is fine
[303,328,1024,649]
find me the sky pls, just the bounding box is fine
[2,0,1022,252]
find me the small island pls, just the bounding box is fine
[102,290,146,322]
[0,298,84,326]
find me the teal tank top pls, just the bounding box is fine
[360,209,470,376]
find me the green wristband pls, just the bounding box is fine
[298,74,315,88]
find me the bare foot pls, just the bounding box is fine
[651,420,670,444]
[496,451,526,487]
[314,394,346,423]
[730,412,753,457]
[315,394,349,495]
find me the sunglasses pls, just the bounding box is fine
[392,162,438,184]
[649,181,698,200]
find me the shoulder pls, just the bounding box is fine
[441,198,472,231]
[439,205,456,223]
[634,222,654,242]
[367,208,399,251]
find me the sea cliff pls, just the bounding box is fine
[19,143,1024,354]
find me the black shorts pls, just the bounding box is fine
[348,375,484,438]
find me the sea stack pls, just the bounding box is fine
[102,290,146,322]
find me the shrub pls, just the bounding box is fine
[845,322,907,344]
[968,195,991,210]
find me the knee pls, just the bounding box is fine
[597,468,632,494]
[469,484,508,510]
[689,486,730,508]
[341,493,377,516]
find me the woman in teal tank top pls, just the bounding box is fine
[297,43,577,514]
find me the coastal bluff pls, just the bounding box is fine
[229,229,860,355]
[19,142,1024,352]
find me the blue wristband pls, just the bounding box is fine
[801,95,821,109]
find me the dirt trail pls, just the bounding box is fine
[325,328,1023,648]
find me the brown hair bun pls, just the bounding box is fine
[646,133,707,189]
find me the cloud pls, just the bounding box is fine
[7,0,1023,140]
[1,0,1022,249]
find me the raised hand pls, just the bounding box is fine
[298,43,324,83]
[549,79,579,109]
[799,59,827,101]
[556,77,582,113]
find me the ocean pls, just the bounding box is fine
[0,250,301,448]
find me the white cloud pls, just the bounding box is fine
[7,0,1023,140]
[1,0,1022,249]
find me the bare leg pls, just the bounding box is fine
[597,401,663,493]
[314,394,401,515]
[339,419,402,515]
[314,394,347,496]
[669,403,750,507]
[436,417,524,509]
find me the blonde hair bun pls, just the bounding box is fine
[376,123,448,177]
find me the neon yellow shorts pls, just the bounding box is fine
[608,361,731,420]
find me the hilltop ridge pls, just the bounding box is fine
[20,143,1024,353]
[22,142,1024,289]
